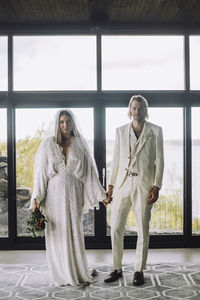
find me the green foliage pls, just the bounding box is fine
[16,129,44,189]
[27,208,47,237]
[0,142,7,156]
[192,217,200,233]
[151,192,183,233]
[107,190,184,234]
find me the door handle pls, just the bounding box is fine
[102,167,106,187]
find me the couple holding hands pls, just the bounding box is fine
[31,95,164,287]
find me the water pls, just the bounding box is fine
[106,140,200,220]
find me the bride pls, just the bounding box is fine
[30,109,106,286]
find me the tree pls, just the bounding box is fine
[16,129,44,189]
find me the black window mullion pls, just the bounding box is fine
[8,35,13,92]
[183,34,192,243]
[184,106,192,242]
[93,103,107,243]
[184,34,190,91]
[7,104,16,245]
[96,32,102,92]
[7,35,17,246]
[91,32,107,245]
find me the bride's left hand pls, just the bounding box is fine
[102,199,108,206]
[32,199,38,212]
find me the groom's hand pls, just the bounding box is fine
[105,185,114,205]
[147,186,159,205]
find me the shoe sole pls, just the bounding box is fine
[133,280,144,286]
[104,275,122,283]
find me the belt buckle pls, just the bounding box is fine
[131,172,138,176]
[126,170,138,177]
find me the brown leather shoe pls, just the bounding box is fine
[104,270,122,283]
[133,271,144,285]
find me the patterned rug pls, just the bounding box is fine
[0,263,200,299]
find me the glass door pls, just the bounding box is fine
[192,107,200,235]
[0,108,8,237]
[106,107,184,236]
[15,108,94,237]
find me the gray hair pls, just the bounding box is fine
[128,95,149,119]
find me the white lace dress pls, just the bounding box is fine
[30,136,106,286]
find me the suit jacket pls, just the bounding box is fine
[108,121,164,190]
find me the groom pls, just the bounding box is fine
[104,95,164,285]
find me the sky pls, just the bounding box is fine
[0,37,7,90]
[1,35,200,91]
[1,35,200,141]
[1,107,200,142]
[15,108,94,141]
[13,36,96,91]
[102,35,184,90]
[0,35,200,91]
[106,107,184,140]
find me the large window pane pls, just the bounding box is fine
[0,108,8,237]
[14,36,96,91]
[16,108,94,236]
[106,107,183,235]
[192,108,200,235]
[190,36,200,90]
[0,37,8,91]
[102,36,184,90]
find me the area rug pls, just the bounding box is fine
[0,263,200,299]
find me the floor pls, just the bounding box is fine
[0,249,200,299]
[0,248,199,264]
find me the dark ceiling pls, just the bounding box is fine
[0,0,200,29]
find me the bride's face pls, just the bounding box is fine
[59,114,73,138]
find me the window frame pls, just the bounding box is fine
[0,28,200,249]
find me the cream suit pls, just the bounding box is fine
[109,120,164,271]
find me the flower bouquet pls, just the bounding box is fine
[27,208,47,237]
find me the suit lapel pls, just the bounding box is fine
[125,122,132,157]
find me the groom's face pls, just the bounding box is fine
[130,100,146,122]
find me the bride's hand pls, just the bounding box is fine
[105,185,113,205]
[103,199,108,207]
[32,199,38,212]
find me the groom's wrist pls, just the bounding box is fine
[108,185,113,191]
[152,186,159,191]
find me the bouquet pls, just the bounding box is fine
[27,208,48,237]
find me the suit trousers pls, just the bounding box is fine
[111,176,152,272]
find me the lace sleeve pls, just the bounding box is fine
[30,139,49,209]
[83,154,106,212]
